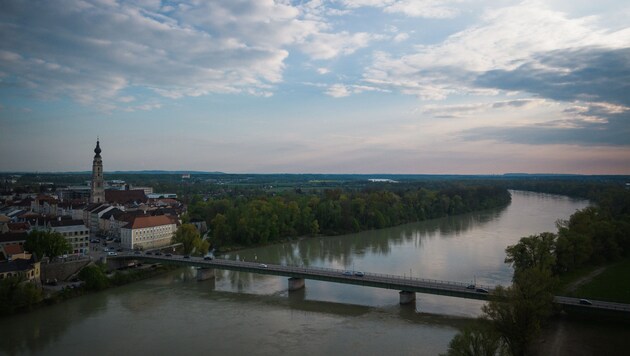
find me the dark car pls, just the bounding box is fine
[183,255,190,259]
[466,284,476,290]
[476,288,489,294]
[579,299,593,305]
[134,250,141,255]
[203,256,213,260]
[342,271,352,276]
[155,252,163,256]
[145,251,152,255]
[165,253,172,257]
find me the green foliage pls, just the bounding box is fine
[505,232,556,275]
[174,224,208,255]
[78,264,110,291]
[482,269,556,356]
[573,258,630,303]
[0,275,43,315]
[24,230,72,260]
[443,321,505,356]
[190,185,511,248]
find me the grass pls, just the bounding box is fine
[571,258,630,303]
[556,264,603,292]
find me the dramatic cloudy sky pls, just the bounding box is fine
[1,0,629,174]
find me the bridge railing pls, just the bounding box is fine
[274,262,495,291]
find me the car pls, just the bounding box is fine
[145,251,152,255]
[165,253,172,257]
[476,288,489,294]
[183,255,190,259]
[117,248,123,252]
[155,252,163,256]
[103,248,110,252]
[259,263,268,268]
[342,271,352,276]
[466,284,476,290]
[579,299,593,305]
[134,251,141,255]
[203,256,213,260]
[107,251,117,256]
[354,271,365,277]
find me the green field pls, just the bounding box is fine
[571,258,630,303]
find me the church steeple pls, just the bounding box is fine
[91,138,105,204]
[94,138,102,157]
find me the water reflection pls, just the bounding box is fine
[231,203,509,270]
[0,292,108,355]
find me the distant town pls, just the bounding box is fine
[0,140,191,286]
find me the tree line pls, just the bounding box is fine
[444,187,630,355]
[186,185,511,248]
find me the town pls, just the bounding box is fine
[0,140,194,290]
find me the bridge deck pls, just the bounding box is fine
[112,253,630,313]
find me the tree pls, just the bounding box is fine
[505,233,556,276]
[0,275,43,315]
[174,224,208,255]
[482,268,556,356]
[24,230,72,260]
[78,264,109,291]
[443,321,504,356]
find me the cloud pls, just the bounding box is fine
[0,0,380,109]
[339,0,462,19]
[325,83,390,97]
[475,47,630,107]
[361,1,629,99]
[298,31,381,60]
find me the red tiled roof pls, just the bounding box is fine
[7,222,29,232]
[126,215,175,229]
[4,244,24,255]
[105,190,147,204]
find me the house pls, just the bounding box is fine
[0,256,41,283]
[105,189,147,205]
[1,244,30,261]
[31,194,60,217]
[120,215,177,250]
[49,219,90,255]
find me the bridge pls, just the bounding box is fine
[110,253,630,313]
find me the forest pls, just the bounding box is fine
[186,185,511,248]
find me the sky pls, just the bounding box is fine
[0,0,629,174]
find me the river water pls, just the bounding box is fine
[1,191,591,355]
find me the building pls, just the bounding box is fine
[91,139,105,203]
[120,215,177,250]
[49,219,90,255]
[0,256,41,283]
[31,194,60,217]
[104,189,147,205]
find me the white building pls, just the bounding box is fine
[120,215,176,250]
[49,219,90,255]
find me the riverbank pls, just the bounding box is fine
[0,263,178,318]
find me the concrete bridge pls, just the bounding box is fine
[110,253,630,313]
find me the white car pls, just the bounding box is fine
[107,251,118,256]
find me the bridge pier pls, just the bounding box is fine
[196,268,215,281]
[399,291,416,305]
[288,277,305,291]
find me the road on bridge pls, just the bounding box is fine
[112,252,630,313]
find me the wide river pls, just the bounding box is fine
[1,191,592,355]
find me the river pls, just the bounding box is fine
[0,191,593,355]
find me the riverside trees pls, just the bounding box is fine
[445,187,630,356]
[187,185,511,248]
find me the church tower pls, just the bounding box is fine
[91,139,105,203]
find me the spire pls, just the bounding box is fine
[94,138,101,158]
